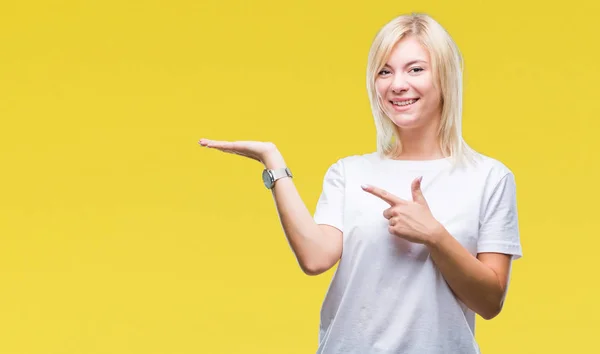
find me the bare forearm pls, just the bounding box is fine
[263,152,338,274]
[426,226,505,320]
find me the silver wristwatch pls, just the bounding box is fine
[262,167,293,189]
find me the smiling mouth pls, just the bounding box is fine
[390,98,419,107]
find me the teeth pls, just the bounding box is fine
[392,99,417,106]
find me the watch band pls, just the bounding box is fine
[271,167,293,181]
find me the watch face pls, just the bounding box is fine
[262,169,273,188]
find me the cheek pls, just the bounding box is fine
[428,86,443,107]
[412,74,434,93]
[374,80,388,98]
[417,83,440,105]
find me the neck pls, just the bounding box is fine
[390,121,445,160]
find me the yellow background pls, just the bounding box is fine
[1,0,598,353]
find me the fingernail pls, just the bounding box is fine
[418,176,423,183]
[361,184,369,189]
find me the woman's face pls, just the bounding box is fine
[375,36,442,131]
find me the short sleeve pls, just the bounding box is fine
[313,159,345,233]
[477,172,523,260]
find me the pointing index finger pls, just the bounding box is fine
[361,184,405,205]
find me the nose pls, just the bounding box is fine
[390,74,409,94]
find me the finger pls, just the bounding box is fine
[199,138,218,146]
[199,139,261,162]
[389,216,397,226]
[199,139,225,148]
[383,207,398,220]
[200,139,236,150]
[200,139,255,152]
[388,217,401,234]
[361,184,406,206]
[411,176,427,205]
[199,139,240,153]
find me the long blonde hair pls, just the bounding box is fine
[366,13,478,167]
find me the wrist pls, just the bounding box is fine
[262,150,286,169]
[426,222,448,248]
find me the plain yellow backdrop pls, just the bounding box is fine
[1,0,599,353]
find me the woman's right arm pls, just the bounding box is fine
[198,138,342,276]
[263,150,343,276]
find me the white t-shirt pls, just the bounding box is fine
[313,151,522,354]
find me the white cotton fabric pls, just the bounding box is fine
[313,152,522,354]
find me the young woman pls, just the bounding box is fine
[199,13,522,354]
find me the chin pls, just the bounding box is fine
[389,115,422,129]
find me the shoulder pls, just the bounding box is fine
[336,151,381,167]
[465,151,514,177]
[465,151,516,188]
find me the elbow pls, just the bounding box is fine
[300,263,328,276]
[302,268,324,276]
[479,281,508,320]
[300,258,336,276]
[479,302,504,320]
[298,252,339,276]
[480,309,500,320]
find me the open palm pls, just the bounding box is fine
[198,138,278,163]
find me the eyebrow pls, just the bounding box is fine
[383,60,428,68]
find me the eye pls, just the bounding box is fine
[378,69,391,75]
[409,67,424,74]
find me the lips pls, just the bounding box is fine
[390,98,419,106]
[387,98,419,112]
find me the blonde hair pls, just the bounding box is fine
[366,13,478,167]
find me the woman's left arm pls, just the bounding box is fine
[426,228,512,320]
[362,173,520,320]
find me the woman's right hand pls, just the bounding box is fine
[198,138,282,166]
